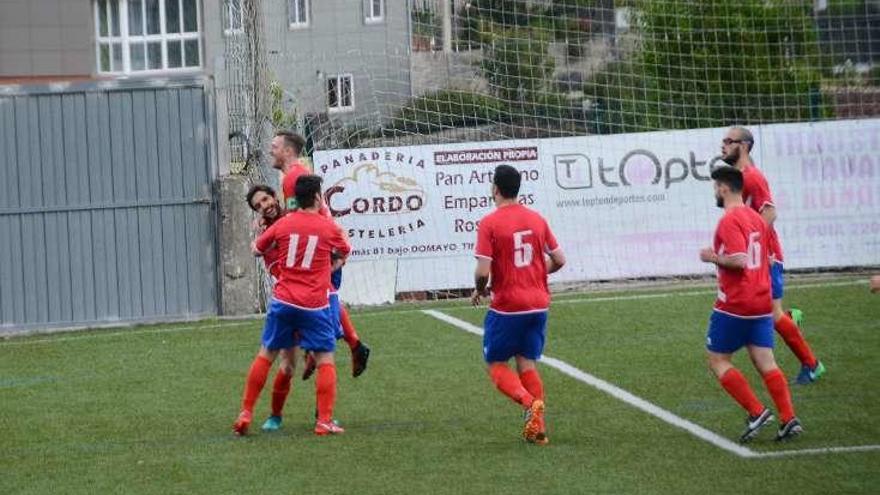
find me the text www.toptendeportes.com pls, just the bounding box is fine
[556,192,668,208]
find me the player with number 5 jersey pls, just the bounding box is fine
[472,164,566,446]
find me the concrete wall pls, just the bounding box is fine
[0,0,94,77]
[217,175,261,315]
[260,0,412,126]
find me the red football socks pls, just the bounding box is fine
[339,305,360,351]
[489,364,534,408]
[719,368,764,417]
[762,368,795,423]
[774,314,817,368]
[519,369,544,401]
[270,368,292,417]
[315,362,337,423]
[241,355,272,413]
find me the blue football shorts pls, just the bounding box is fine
[331,268,343,291]
[770,261,784,300]
[483,310,548,363]
[705,311,774,354]
[328,292,344,340]
[262,298,337,352]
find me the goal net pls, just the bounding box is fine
[225,0,880,305]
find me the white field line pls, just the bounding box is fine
[0,278,866,345]
[422,308,880,459]
[0,321,256,347]
[756,445,880,458]
[356,278,867,317]
[552,279,867,306]
[422,309,758,458]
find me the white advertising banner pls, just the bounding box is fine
[315,119,880,293]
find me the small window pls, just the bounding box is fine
[327,74,354,112]
[288,0,309,29]
[365,0,384,24]
[225,0,244,35]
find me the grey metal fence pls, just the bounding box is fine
[0,78,218,332]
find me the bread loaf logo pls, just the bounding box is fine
[324,163,425,217]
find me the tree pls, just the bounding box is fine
[586,0,830,132]
[481,30,555,105]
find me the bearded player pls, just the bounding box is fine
[270,131,370,378]
[720,127,825,385]
[701,166,803,442]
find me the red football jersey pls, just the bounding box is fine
[259,214,285,281]
[712,206,772,317]
[281,162,331,217]
[475,204,560,313]
[741,165,784,262]
[255,210,350,309]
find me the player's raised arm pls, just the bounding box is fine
[253,222,278,257]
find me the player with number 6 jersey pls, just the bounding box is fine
[472,164,565,446]
[701,166,802,443]
[711,209,772,318]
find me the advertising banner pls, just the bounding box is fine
[315,119,880,293]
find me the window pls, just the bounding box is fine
[94,0,201,74]
[288,0,308,28]
[365,0,384,24]
[327,74,354,112]
[224,0,243,35]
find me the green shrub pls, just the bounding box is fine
[387,91,504,134]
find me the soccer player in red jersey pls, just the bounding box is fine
[721,127,825,385]
[239,184,301,433]
[701,166,803,442]
[472,164,566,445]
[271,131,370,377]
[270,131,313,211]
[244,175,351,436]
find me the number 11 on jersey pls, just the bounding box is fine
[286,234,319,268]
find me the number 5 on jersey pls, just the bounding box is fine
[513,230,534,267]
[287,234,319,268]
